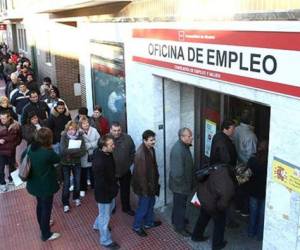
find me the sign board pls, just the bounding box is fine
[272,157,300,193]
[204,119,216,157]
[132,28,300,99]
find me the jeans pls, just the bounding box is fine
[62,164,81,206]
[117,170,132,212]
[36,195,53,241]
[0,155,14,185]
[80,167,94,191]
[171,192,188,231]
[93,199,115,246]
[133,196,156,230]
[192,207,226,249]
[248,196,265,240]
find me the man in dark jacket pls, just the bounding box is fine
[192,164,236,250]
[132,130,161,237]
[10,82,30,119]
[110,122,135,216]
[210,120,237,167]
[21,90,50,125]
[0,111,22,192]
[46,101,71,154]
[92,134,120,250]
[169,127,194,236]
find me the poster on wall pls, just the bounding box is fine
[204,119,216,157]
[272,157,300,193]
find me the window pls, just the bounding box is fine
[0,0,7,12]
[17,27,28,52]
[45,31,51,64]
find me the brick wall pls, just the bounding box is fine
[55,55,81,110]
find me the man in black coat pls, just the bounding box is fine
[210,120,237,167]
[21,90,50,125]
[46,101,71,154]
[92,134,120,250]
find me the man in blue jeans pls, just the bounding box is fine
[92,134,119,250]
[131,130,161,237]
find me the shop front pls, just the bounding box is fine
[82,21,300,249]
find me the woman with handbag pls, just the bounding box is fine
[25,127,61,241]
[79,116,100,198]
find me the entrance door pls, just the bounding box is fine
[224,96,270,141]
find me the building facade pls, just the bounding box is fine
[1,1,300,249]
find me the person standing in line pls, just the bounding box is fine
[25,128,61,241]
[92,134,120,250]
[92,105,110,136]
[210,120,237,167]
[110,122,135,216]
[247,140,268,241]
[0,111,21,192]
[46,101,71,154]
[60,121,86,213]
[169,127,194,237]
[233,110,258,216]
[21,90,50,126]
[132,130,161,237]
[79,117,100,197]
[22,112,43,145]
[0,96,18,121]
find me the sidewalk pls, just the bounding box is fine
[0,188,192,250]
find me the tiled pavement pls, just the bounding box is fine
[0,188,192,250]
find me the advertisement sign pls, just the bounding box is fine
[132,28,300,99]
[204,119,216,157]
[272,157,300,193]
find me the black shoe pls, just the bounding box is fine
[104,242,120,250]
[123,210,135,216]
[213,240,228,250]
[175,229,191,237]
[191,235,209,242]
[133,228,148,237]
[144,221,162,229]
[112,206,116,214]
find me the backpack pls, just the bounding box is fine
[18,147,31,181]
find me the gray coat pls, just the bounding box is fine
[111,133,135,177]
[169,139,194,195]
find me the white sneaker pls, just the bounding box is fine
[47,232,61,241]
[75,199,81,207]
[0,184,7,192]
[80,191,85,197]
[87,179,91,186]
[69,185,74,192]
[63,205,70,213]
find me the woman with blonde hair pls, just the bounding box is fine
[79,116,100,197]
[60,120,86,213]
[0,95,17,121]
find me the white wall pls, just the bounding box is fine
[79,21,300,250]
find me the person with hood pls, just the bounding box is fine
[0,96,17,121]
[60,121,86,213]
[46,101,71,154]
[21,90,50,125]
[0,111,22,192]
